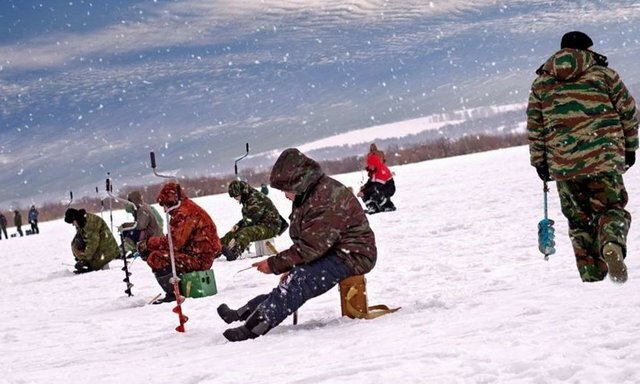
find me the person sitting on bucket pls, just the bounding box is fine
[217,148,377,342]
[220,180,288,261]
[118,190,164,255]
[64,208,119,274]
[138,182,222,304]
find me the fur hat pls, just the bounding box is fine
[64,208,87,227]
[561,31,593,50]
[157,182,182,207]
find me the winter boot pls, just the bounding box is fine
[364,200,381,215]
[602,242,627,284]
[381,199,396,212]
[222,325,258,342]
[73,259,93,274]
[222,238,244,261]
[223,310,271,342]
[221,245,242,261]
[217,303,251,324]
[152,269,177,304]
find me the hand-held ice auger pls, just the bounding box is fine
[105,176,135,297]
[234,143,250,180]
[150,151,188,333]
[96,186,105,219]
[106,173,114,233]
[66,191,74,208]
[537,181,556,260]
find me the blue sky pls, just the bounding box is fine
[1,0,639,207]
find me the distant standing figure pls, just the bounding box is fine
[28,205,39,234]
[14,210,23,237]
[260,183,269,195]
[0,213,8,240]
[527,31,638,284]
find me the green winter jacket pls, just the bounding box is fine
[527,48,638,180]
[228,180,282,233]
[76,213,119,270]
[267,148,377,275]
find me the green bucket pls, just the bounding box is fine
[180,269,217,298]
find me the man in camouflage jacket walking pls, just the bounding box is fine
[220,180,287,261]
[217,148,377,341]
[527,31,638,283]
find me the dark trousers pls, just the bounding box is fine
[122,229,141,243]
[16,226,23,237]
[30,220,39,234]
[242,250,352,328]
[361,179,396,211]
[0,227,7,239]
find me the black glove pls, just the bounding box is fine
[536,165,551,182]
[626,151,636,169]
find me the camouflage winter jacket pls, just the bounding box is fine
[122,191,163,240]
[75,213,119,270]
[527,48,639,180]
[148,183,222,265]
[228,180,282,233]
[267,148,377,275]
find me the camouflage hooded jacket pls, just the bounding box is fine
[123,191,163,240]
[76,212,120,265]
[267,148,377,275]
[149,182,221,262]
[228,180,282,233]
[527,48,639,180]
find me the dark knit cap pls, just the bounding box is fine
[561,31,593,50]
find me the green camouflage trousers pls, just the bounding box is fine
[556,173,631,281]
[220,224,279,252]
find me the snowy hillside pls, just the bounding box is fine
[2,146,640,384]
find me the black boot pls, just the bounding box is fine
[73,259,93,274]
[153,269,177,305]
[217,304,251,324]
[223,310,271,342]
[222,244,242,261]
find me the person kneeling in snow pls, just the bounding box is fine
[139,182,222,304]
[217,148,377,342]
[220,180,288,261]
[65,208,119,274]
[358,144,396,214]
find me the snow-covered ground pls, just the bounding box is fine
[2,145,640,384]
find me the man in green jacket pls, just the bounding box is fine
[220,180,287,261]
[527,31,638,283]
[65,208,119,274]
